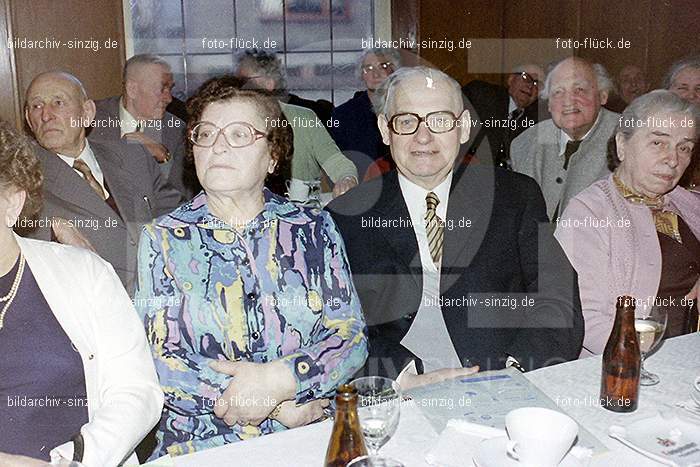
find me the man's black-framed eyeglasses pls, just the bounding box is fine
[514,71,539,87]
[189,121,267,148]
[388,111,460,135]
[362,61,394,75]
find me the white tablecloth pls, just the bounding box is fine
[164,333,700,467]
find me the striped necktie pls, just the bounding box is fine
[425,192,444,266]
[73,159,106,201]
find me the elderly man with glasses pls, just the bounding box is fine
[327,66,583,387]
[462,64,545,167]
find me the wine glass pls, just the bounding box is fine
[348,455,405,467]
[304,179,322,208]
[635,306,668,386]
[350,376,402,460]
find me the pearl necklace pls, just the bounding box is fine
[0,253,25,330]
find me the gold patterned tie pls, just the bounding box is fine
[425,192,444,266]
[613,174,682,243]
[73,159,106,201]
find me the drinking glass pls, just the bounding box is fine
[350,376,402,458]
[348,455,405,467]
[304,179,322,208]
[634,306,668,386]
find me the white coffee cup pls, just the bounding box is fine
[286,178,310,202]
[505,407,578,467]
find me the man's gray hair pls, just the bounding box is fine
[608,89,700,169]
[540,58,614,100]
[234,48,286,91]
[357,48,401,80]
[124,54,171,82]
[663,55,700,89]
[376,66,462,116]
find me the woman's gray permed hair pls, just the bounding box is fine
[234,48,286,91]
[607,89,700,170]
[540,58,614,100]
[663,55,700,89]
[356,48,401,80]
[375,66,462,116]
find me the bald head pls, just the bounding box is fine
[507,63,544,108]
[25,71,95,157]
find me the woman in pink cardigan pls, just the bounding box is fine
[555,90,700,357]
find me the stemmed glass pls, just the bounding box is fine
[634,306,668,386]
[304,179,322,208]
[350,376,402,462]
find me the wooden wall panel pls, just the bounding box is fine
[418,0,504,86]
[647,0,700,88]
[578,0,651,87]
[11,0,125,110]
[0,0,19,126]
[404,0,699,91]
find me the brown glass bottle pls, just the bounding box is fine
[324,384,368,467]
[600,295,641,412]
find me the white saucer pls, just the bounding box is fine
[473,437,583,467]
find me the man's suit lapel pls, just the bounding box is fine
[373,172,423,291]
[36,145,118,221]
[441,166,494,292]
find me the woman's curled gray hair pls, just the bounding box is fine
[607,90,700,171]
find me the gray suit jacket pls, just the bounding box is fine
[25,141,183,293]
[91,96,194,198]
[511,108,619,219]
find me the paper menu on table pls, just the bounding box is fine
[405,367,608,455]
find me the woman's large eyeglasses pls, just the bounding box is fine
[388,111,460,135]
[189,121,267,148]
[361,61,394,75]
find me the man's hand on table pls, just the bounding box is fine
[0,452,46,467]
[209,359,296,427]
[332,176,358,198]
[400,366,480,391]
[271,398,330,428]
[123,132,171,163]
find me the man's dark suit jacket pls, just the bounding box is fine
[462,80,543,165]
[326,166,584,377]
[90,96,196,198]
[26,142,183,293]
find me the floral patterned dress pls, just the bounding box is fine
[134,189,367,457]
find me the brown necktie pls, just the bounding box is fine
[562,140,582,170]
[425,192,444,266]
[72,159,106,201]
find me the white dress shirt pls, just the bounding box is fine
[118,98,141,137]
[557,111,602,156]
[58,141,110,199]
[397,172,462,373]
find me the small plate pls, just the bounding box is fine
[609,414,700,466]
[473,437,583,467]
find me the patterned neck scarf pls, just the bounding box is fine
[613,173,682,243]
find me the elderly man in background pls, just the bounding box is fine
[331,48,400,179]
[665,56,700,106]
[91,54,194,198]
[235,49,358,199]
[607,65,650,112]
[463,63,545,167]
[511,57,618,219]
[328,66,583,384]
[22,71,182,292]
[665,56,700,189]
